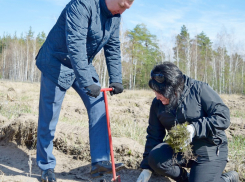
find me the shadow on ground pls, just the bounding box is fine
[0,143,171,182]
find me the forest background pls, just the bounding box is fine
[0,23,245,94]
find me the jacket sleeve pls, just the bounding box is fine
[140,98,166,170]
[65,1,94,88]
[103,20,122,84]
[191,83,230,139]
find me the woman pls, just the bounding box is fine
[136,62,239,182]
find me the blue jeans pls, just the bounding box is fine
[36,74,110,170]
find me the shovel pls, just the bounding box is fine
[101,88,121,182]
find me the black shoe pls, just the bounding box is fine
[41,169,56,182]
[221,171,239,182]
[91,161,124,178]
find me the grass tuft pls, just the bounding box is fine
[110,115,147,145]
[0,102,32,119]
[228,135,245,179]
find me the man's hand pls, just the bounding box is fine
[85,84,101,98]
[186,124,196,144]
[136,169,152,182]
[109,83,123,96]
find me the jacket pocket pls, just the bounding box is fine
[52,52,72,68]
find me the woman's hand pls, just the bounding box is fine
[136,169,152,182]
[186,124,196,144]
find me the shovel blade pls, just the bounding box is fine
[111,175,121,182]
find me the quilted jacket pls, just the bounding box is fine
[36,0,122,89]
[141,75,230,170]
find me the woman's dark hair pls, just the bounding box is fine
[149,62,185,111]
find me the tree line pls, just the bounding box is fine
[1,25,244,94]
[0,27,45,83]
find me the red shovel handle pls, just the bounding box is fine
[101,88,113,92]
[100,88,120,182]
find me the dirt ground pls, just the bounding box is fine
[0,80,245,182]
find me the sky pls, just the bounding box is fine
[0,0,245,45]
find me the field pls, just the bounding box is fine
[0,80,245,182]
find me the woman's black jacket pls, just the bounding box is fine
[140,75,230,170]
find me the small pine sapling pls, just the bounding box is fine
[166,122,196,163]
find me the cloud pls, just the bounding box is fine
[125,1,245,43]
[131,7,189,30]
[194,8,245,40]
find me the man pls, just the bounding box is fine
[35,0,134,181]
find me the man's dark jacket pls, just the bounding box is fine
[141,75,230,170]
[36,0,122,89]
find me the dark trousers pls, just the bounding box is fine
[148,143,227,182]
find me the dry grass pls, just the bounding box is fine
[0,102,32,119]
[228,135,245,180]
[220,94,245,118]
[0,170,5,182]
[110,114,147,145]
[1,80,245,180]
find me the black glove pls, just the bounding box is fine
[85,84,101,98]
[109,83,124,96]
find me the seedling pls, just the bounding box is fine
[166,122,196,163]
